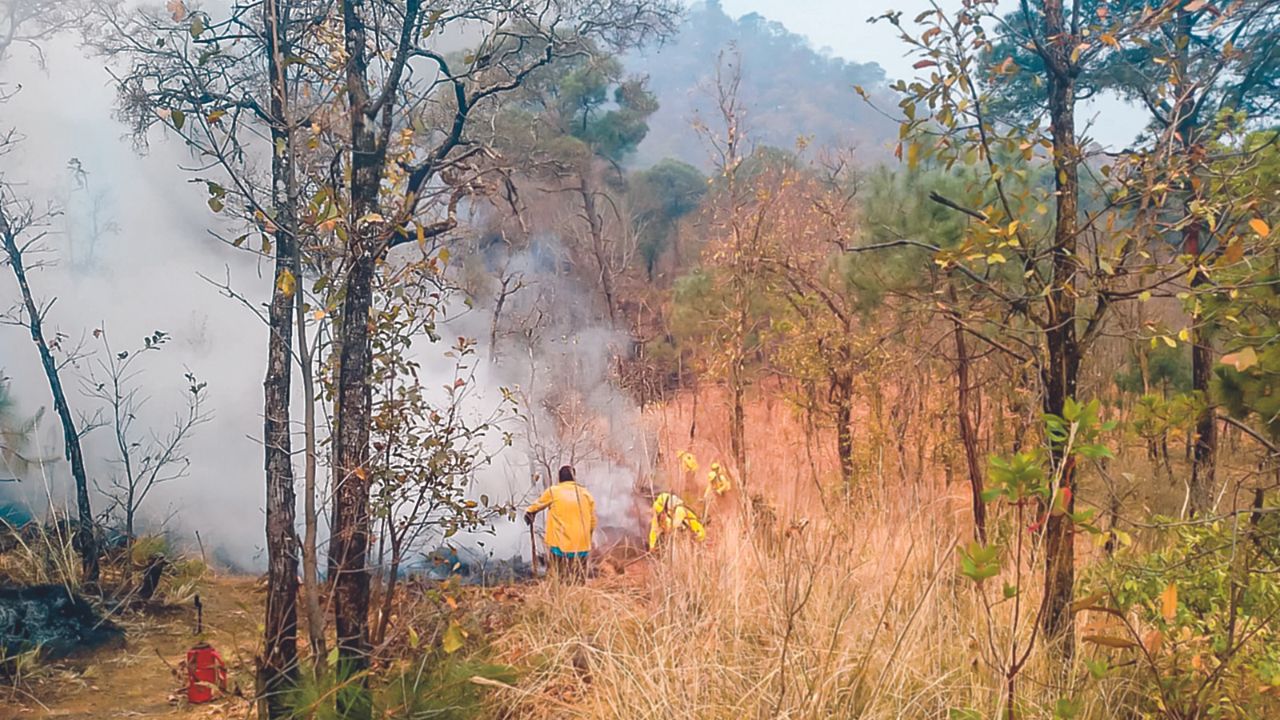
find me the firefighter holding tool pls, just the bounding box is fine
[525,465,597,582]
[648,491,706,551]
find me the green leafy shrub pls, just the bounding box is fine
[1083,510,1280,719]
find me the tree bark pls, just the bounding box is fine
[950,303,987,543]
[833,372,855,492]
[0,210,99,583]
[1165,4,1217,520]
[374,530,402,648]
[294,224,326,664]
[730,356,747,489]
[329,2,384,714]
[1038,0,1081,659]
[260,1,300,715]
[580,175,618,327]
[1189,320,1217,516]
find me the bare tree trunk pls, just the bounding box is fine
[1189,320,1217,516]
[1184,205,1216,516]
[1038,0,1081,659]
[0,209,98,583]
[833,372,855,492]
[330,3,384,714]
[730,355,747,489]
[580,176,618,327]
[293,239,326,665]
[1166,6,1217,520]
[374,531,402,648]
[490,276,510,362]
[951,301,987,543]
[689,375,698,441]
[261,1,299,715]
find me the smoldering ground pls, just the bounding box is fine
[0,28,652,571]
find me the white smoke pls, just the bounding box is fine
[0,34,651,569]
[437,235,654,566]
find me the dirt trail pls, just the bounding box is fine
[6,576,264,720]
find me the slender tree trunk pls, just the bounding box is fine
[330,3,383,713]
[580,175,618,327]
[1189,322,1216,516]
[730,354,747,489]
[261,1,300,715]
[0,210,99,583]
[951,301,987,543]
[1038,0,1081,658]
[326,317,343,587]
[293,239,326,665]
[689,375,698,441]
[833,372,855,491]
[489,273,515,363]
[375,532,402,648]
[1166,6,1217,520]
[1184,205,1216,516]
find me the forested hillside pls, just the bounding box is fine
[628,0,897,168]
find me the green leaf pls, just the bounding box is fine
[1054,697,1080,719]
[442,620,465,654]
[958,541,1000,583]
[1063,397,1082,422]
[326,646,339,667]
[171,109,185,130]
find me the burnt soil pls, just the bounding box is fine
[3,576,261,720]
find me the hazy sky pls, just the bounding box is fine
[720,0,1148,148]
[721,0,947,82]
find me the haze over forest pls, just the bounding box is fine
[1,1,1278,718]
[0,0,907,563]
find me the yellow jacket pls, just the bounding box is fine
[527,481,597,554]
[648,492,706,550]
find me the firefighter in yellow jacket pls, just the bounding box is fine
[524,465,597,581]
[648,491,706,551]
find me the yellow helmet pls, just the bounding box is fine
[654,492,683,514]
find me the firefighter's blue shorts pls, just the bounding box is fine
[549,547,589,559]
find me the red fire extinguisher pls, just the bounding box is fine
[185,642,227,704]
[184,596,225,704]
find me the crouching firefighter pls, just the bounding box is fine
[648,492,706,551]
[525,465,597,582]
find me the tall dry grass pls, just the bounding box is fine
[491,388,1151,719]
[496,487,1146,719]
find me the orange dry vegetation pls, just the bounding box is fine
[489,388,1044,719]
